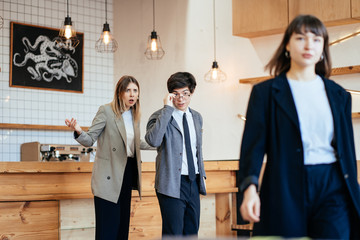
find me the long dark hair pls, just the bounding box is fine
[111,75,141,123]
[265,14,332,78]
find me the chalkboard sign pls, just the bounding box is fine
[10,22,84,93]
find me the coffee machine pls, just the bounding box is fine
[21,142,96,162]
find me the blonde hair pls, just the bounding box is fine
[111,75,141,123]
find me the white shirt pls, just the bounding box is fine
[172,108,199,175]
[288,75,337,165]
[122,110,135,158]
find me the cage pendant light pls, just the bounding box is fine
[95,0,118,53]
[144,0,165,60]
[58,0,79,50]
[204,0,226,83]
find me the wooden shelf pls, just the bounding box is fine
[239,65,360,84]
[0,123,89,131]
[353,112,360,119]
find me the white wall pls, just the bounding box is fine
[114,0,360,161]
[0,0,115,161]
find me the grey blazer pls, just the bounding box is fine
[145,105,207,198]
[75,104,142,203]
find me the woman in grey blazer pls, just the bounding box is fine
[65,76,147,240]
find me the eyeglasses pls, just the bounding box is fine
[173,92,191,100]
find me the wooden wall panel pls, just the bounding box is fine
[60,229,95,239]
[353,0,360,18]
[0,201,59,239]
[60,199,95,230]
[215,193,234,237]
[0,172,92,201]
[140,172,156,196]
[199,195,216,238]
[206,171,237,193]
[129,196,162,239]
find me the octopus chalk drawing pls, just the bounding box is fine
[13,35,78,83]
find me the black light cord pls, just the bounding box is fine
[67,0,69,17]
[213,0,217,61]
[105,0,108,23]
[153,0,155,31]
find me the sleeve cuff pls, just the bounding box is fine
[73,131,81,139]
[239,175,259,193]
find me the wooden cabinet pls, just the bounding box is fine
[232,0,288,38]
[289,0,358,26]
[233,0,360,38]
[0,161,239,240]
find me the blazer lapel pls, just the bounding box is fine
[170,116,182,133]
[323,77,343,153]
[133,117,140,152]
[114,114,127,147]
[272,74,301,131]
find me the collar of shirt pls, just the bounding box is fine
[172,108,190,129]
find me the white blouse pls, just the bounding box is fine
[122,109,135,158]
[288,75,337,165]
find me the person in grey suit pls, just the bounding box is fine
[65,75,150,240]
[145,72,207,237]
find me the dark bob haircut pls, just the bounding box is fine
[167,72,197,93]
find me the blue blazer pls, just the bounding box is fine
[145,105,207,198]
[238,73,360,237]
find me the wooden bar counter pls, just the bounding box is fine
[0,160,239,239]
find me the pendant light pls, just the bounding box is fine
[204,0,226,83]
[144,0,165,60]
[95,0,118,53]
[58,0,79,50]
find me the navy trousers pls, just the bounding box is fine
[305,162,351,239]
[94,157,137,240]
[156,175,201,237]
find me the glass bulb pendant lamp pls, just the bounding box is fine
[145,0,165,60]
[95,0,118,53]
[58,0,79,50]
[204,0,226,83]
[205,61,226,82]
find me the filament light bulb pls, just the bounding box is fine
[103,31,110,44]
[151,39,158,51]
[64,25,72,39]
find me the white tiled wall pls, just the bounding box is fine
[0,0,115,161]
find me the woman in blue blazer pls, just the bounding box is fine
[239,15,360,239]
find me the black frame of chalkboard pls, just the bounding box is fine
[10,22,84,93]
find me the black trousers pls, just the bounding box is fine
[156,175,201,237]
[94,157,137,240]
[305,162,351,239]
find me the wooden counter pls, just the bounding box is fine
[0,160,239,239]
